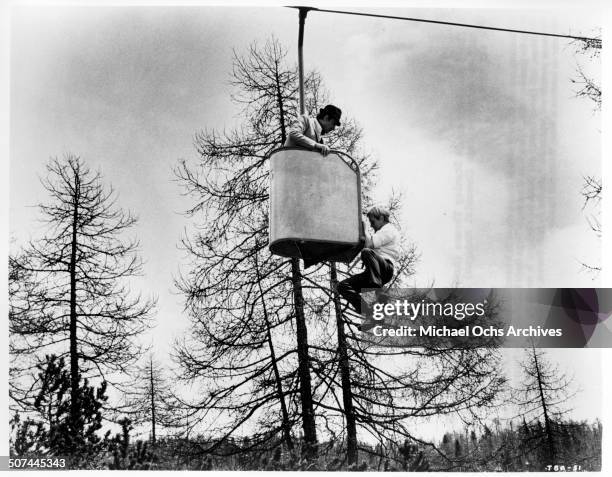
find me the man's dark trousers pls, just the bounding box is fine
[338,248,393,313]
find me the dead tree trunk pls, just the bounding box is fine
[532,347,555,463]
[150,358,156,444]
[331,264,358,464]
[69,174,80,436]
[292,258,317,459]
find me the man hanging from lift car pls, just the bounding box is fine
[338,206,400,318]
[284,104,342,155]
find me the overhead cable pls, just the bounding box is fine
[286,6,602,44]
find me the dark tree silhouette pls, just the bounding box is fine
[430,417,601,471]
[10,354,110,465]
[572,33,601,273]
[514,346,576,466]
[572,35,602,111]
[173,38,375,461]
[120,354,176,443]
[9,155,155,435]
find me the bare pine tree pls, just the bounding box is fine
[514,346,576,465]
[120,354,176,443]
[572,34,602,273]
[9,154,155,435]
[173,38,374,461]
[572,35,602,111]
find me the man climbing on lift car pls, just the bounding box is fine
[284,104,342,154]
[283,104,343,269]
[338,206,400,322]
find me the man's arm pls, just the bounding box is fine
[369,226,398,249]
[287,116,318,149]
[287,116,329,155]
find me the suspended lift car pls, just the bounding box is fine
[267,8,366,264]
[268,146,365,264]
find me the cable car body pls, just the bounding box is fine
[268,147,365,263]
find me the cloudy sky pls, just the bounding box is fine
[4,1,609,445]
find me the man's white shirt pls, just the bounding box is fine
[365,223,401,267]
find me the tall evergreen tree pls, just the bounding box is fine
[120,354,175,443]
[9,155,155,434]
[514,346,575,466]
[173,38,373,460]
[10,354,110,464]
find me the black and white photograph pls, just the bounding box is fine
[3,0,610,473]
